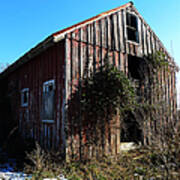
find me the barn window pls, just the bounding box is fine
[21,88,29,107]
[128,55,147,80]
[42,80,55,123]
[126,13,139,43]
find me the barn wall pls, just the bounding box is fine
[0,77,15,145]
[1,4,177,158]
[64,6,177,158]
[5,41,65,150]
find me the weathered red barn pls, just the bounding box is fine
[0,2,178,158]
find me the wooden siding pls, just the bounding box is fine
[64,6,177,158]
[0,3,177,159]
[5,41,65,150]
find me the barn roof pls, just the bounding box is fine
[0,1,177,78]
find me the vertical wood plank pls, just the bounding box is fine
[113,13,119,51]
[99,19,103,68]
[107,16,111,50]
[143,24,148,56]
[116,11,121,69]
[145,26,149,55]
[140,20,145,55]
[116,12,121,52]
[105,16,109,50]
[136,18,142,56]
[147,30,152,55]
[150,32,154,54]
[120,10,126,53]
[93,22,97,73]
[78,29,83,158]
[101,18,105,48]
[96,21,100,46]
[90,23,94,45]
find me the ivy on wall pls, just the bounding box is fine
[67,51,171,158]
[80,61,136,118]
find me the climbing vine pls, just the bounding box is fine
[147,50,169,70]
[67,50,171,158]
[135,50,172,144]
[80,62,136,118]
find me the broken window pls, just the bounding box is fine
[126,13,139,43]
[21,88,29,107]
[128,55,147,80]
[42,80,55,122]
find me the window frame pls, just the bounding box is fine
[42,79,55,123]
[126,12,139,44]
[21,88,29,107]
[43,79,55,93]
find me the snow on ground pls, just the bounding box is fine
[0,162,32,180]
[0,159,67,180]
[0,171,67,180]
[0,169,67,180]
[0,172,32,180]
[0,148,67,180]
[0,147,31,180]
[0,164,67,180]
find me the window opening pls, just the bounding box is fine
[42,80,55,123]
[126,13,139,43]
[128,55,147,80]
[21,88,29,107]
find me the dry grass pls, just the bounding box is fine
[24,115,180,180]
[24,144,180,180]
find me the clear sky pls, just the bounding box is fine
[0,0,180,103]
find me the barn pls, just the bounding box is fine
[0,2,178,159]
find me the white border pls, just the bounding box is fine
[42,79,55,123]
[42,120,54,123]
[43,79,55,92]
[125,11,140,45]
[21,88,29,107]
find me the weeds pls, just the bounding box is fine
[24,113,180,179]
[24,141,180,179]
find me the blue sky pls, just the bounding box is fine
[0,0,179,65]
[0,0,180,103]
